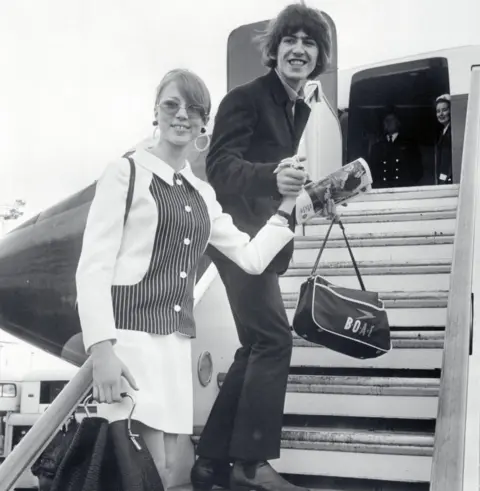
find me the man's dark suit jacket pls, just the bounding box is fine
[206,69,310,274]
[369,133,423,189]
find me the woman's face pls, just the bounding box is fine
[436,101,450,126]
[155,82,206,147]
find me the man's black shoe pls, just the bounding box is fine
[191,457,231,490]
[230,461,310,491]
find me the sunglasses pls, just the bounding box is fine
[158,100,207,121]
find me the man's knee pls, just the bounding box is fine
[276,327,293,354]
[256,325,292,357]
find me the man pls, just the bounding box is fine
[369,111,423,188]
[191,4,332,491]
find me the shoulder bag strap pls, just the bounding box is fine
[309,218,335,278]
[309,216,366,291]
[123,152,136,225]
[337,218,365,291]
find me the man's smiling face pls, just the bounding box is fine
[275,30,319,88]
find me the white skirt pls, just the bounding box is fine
[95,330,193,435]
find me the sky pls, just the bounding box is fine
[0,0,479,229]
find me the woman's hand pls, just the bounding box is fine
[90,341,138,404]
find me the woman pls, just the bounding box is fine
[75,68,306,488]
[434,93,452,185]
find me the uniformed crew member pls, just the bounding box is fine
[369,111,423,188]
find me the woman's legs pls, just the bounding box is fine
[164,432,179,485]
[140,423,179,489]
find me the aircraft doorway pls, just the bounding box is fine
[346,58,451,188]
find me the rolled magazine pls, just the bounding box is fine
[295,158,373,225]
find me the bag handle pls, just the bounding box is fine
[82,392,142,451]
[337,219,365,291]
[309,218,335,277]
[309,217,366,291]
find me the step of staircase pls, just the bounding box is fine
[293,330,444,349]
[191,427,434,482]
[172,478,430,490]
[284,289,448,330]
[332,204,455,218]
[347,184,458,202]
[217,373,439,419]
[341,195,457,211]
[290,333,443,370]
[280,259,451,292]
[293,232,454,263]
[298,209,456,236]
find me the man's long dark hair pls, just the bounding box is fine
[255,1,332,79]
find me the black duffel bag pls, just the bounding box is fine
[293,218,391,359]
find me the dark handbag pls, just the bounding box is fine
[31,413,80,491]
[107,419,166,490]
[37,393,164,491]
[292,218,391,359]
[0,153,136,366]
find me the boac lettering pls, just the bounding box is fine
[344,316,375,337]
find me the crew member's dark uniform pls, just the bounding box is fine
[369,133,423,188]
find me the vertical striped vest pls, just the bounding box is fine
[111,173,211,337]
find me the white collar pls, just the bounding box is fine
[132,147,200,189]
[273,69,322,108]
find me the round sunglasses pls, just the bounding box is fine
[157,100,207,121]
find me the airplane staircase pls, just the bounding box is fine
[191,184,459,490]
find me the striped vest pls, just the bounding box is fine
[111,172,211,337]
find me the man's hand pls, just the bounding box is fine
[274,155,307,196]
[275,156,307,172]
[276,166,307,196]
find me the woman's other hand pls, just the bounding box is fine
[90,341,139,404]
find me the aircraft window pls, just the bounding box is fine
[39,380,68,404]
[346,57,464,188]
[0,383,17,398]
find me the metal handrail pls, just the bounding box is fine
[430,66,480,490]
[0,358,93,491]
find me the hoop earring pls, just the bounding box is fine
[152,125,160,140]
[194,133,210,152]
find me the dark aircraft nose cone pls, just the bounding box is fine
[0,185,96,367]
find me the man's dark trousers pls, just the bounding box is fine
[196,251,292,461]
